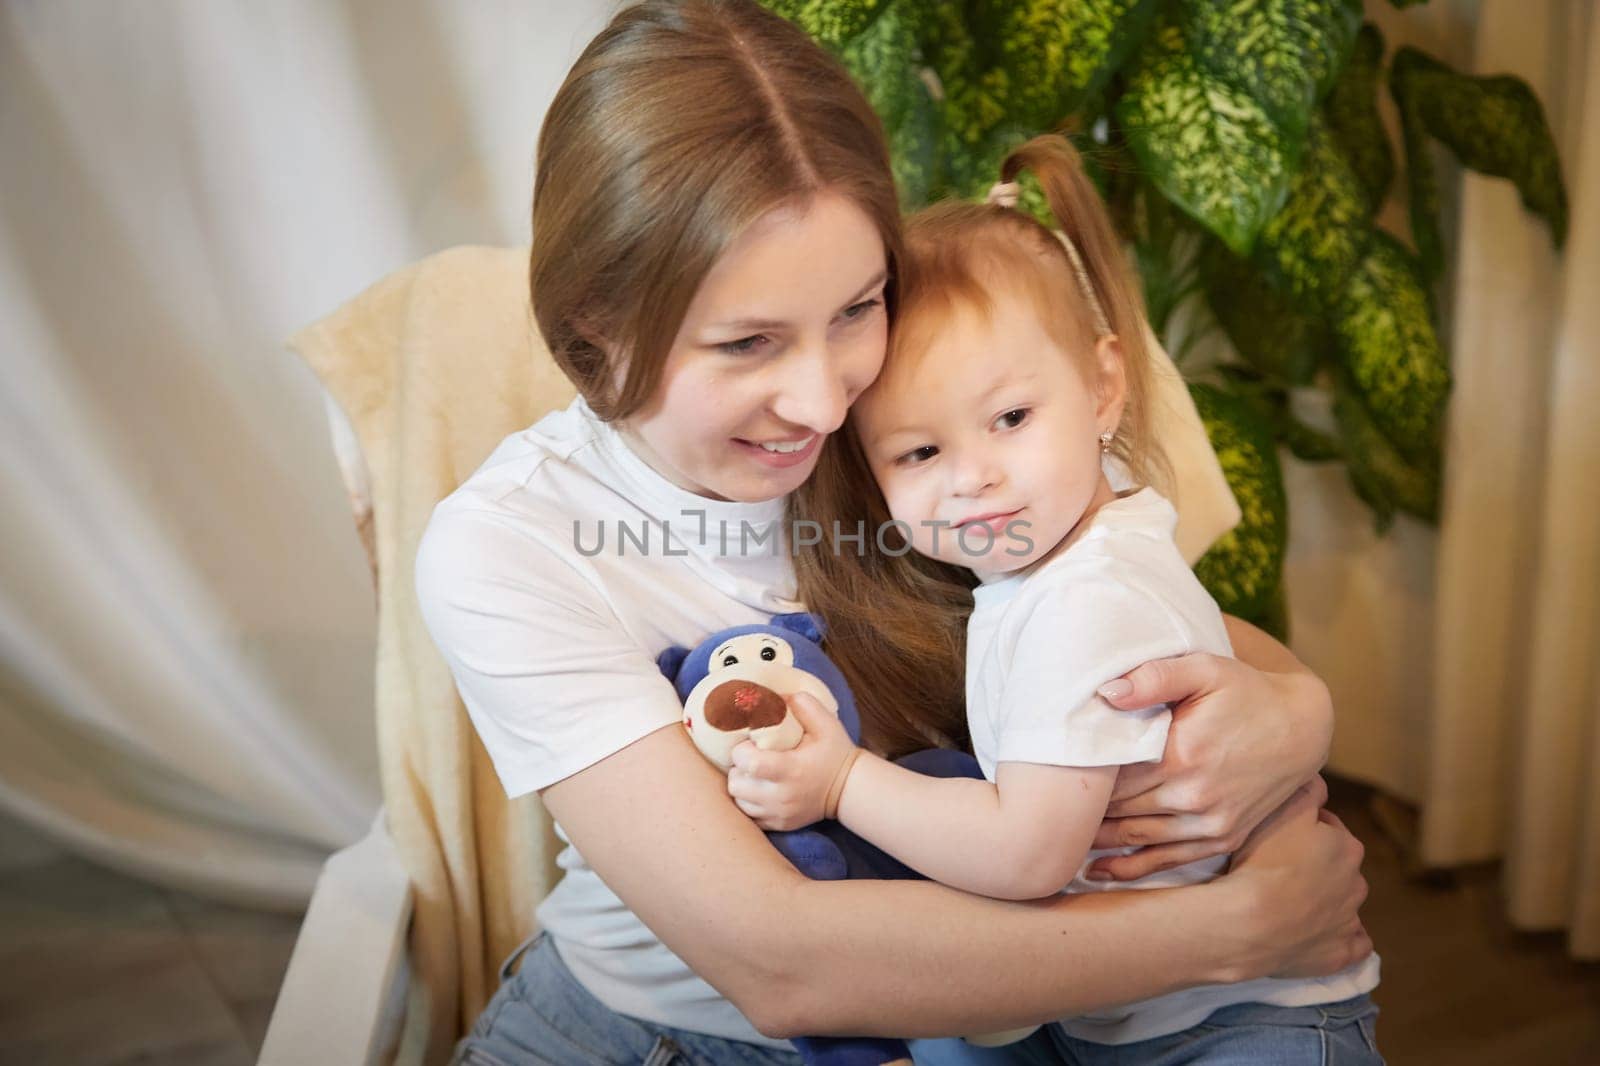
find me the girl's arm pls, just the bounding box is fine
[837,755,1115,900]
[543,723,1371,1040]
[1088,615,1334,881]
[734,692,1116,900]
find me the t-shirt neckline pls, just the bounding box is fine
[575,394,788,554]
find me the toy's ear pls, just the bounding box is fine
[769,611,825,644]
[655,644,691,681]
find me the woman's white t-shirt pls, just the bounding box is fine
[414,394,801,1048]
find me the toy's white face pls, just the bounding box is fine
[680,634,837,772]
[707,633,796,672]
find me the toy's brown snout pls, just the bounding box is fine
[703,679,788,732]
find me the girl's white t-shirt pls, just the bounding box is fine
[965,487,1379,1045]
[414,394,801,1048]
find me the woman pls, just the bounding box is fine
[415,3,1370,1064]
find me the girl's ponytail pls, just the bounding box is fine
[999,136,1167,491]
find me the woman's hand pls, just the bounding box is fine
[1221,780,1373,980]
[727,692,860,831]
[1086,650,1334,881]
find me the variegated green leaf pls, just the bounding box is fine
[916,1,999,155]
[1255,581,1291,642]
[922,2,1146,204]
[1390,46,1568,282]
[1252,117,1369,310]
[762,0,889,49]
[1333,373,1440,526]
[1215,364,1342,461]
[1280,416,1342,462]
[1200,236,1329,384]
[1131,187,1207,341]
[1116,17,1294,255]
[936,120,1030,202]
[970,0,1160,132]
[839,1,941,206]
[1331,231,1450,463]
[1184,0,1362,141]
[1323,22,1394,213]
[1189,382,1289,623]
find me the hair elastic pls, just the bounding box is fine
[986,180,1113,338]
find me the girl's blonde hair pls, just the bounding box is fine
[792,133,1166,758]
[531,0,904,421]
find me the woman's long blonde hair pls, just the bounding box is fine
[531,0,904,421]
[792,134,1166,758]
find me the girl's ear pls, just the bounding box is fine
[1093,333,1128,435]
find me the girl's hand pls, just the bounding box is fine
[1223,780,1373,980]
[727,692,860,831]
[1086,652,1334,881]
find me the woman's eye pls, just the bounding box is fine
[840,297,882,322]
[996,408,1030,430]
[759,647,776,661]
[716,335,768,355]
[721,654,739,666]
[897,445,938,466]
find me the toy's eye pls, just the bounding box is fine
[721,654,739,667]
[760,647,776,661]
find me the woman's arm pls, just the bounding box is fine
[541,720,1370,1040]
[1086,615,1334,881]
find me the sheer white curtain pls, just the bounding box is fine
[0,0,612,907]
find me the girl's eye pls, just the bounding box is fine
[897,444,938,466]
[840,297,882,322]
[996,408,1030,430]
[716,335,768,356]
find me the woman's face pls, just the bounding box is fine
[620,192,889,503]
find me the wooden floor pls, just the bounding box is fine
[1327,777,1600,1064]
[0,814,301,1065]
[0,781,1596,1064]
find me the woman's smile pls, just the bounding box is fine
[733,433,822,468]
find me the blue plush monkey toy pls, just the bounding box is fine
[657,612,989,1066]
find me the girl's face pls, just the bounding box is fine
[853,289,1125,581]
[620,192,889,503]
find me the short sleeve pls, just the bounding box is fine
[993,576,1194,769]
[414,504,682,797]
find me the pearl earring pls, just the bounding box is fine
[1099,431,1114,453]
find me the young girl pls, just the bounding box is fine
[734,134,1383,1062]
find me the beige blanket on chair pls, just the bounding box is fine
[289,244,1240,1065]
[291,246,572,1065]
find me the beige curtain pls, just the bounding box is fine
[1425,0,1600,956]
[1282,0,1598,958]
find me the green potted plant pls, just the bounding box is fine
[766,0,1567,637]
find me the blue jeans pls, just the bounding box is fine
[452,931,1380,1065]
[452,931,803,1066]
[910,996,1383,1065]
[445,929,1052,1065]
